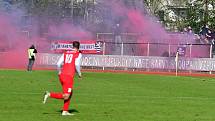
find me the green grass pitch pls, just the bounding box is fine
[1,70,215,121]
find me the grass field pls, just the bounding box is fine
[1,70,215,121]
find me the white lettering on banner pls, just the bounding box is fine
[80,44,95,50]
[142,59,149,68]
[52,43,73,50]
[82,56,101,66]
[86,44,95,50]
[37,53,61,66]
[39,55,49,65]
[36,53,215,71]
[52,43,99,50]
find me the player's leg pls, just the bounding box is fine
[50,74,64,98]
[29,60,35,71]
[62,91,73,116]
[61,75,74,116]
[27,59,33,71]
[62,90,72,109]
[43,74,64,104]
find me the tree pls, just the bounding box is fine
[182,0,215,32]
[143,0,215,32]
[0,0,23,11]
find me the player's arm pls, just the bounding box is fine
[57,54,64,74]
[75,53,82,78]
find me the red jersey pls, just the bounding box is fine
[61,50,80,76]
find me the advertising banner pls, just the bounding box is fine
[37,53,215,71]
[51,40,102,54]
[177,46,186,56]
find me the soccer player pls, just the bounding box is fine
[43,41,82,116]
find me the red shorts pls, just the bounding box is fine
[58,74,74,94]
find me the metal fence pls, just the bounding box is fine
[96,32,214,58]
[1,31,214,74]
[99,42,213,58]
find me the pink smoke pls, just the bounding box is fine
[0,0,209,70]
[100,0,202,56]
[0,12,30,69]
[103,0,170,43]
[48,23,93,40]
[0,7,95,69]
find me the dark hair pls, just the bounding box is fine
[29,45,35,49]
[73,41,80,49]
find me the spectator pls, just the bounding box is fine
[206,30,213,43]
[200,25,209,36]
[187,26,193,34]
[113,23,122,47]
[199,25,210,44]
[182,27,187,34]
[27,45,37,71]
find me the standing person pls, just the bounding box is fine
[112,23,122,55]
[43,41,82,116]
[27,45,37,71]
[114,23,122,47]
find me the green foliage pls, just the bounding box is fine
[0,0,23,12]
[183,3,204,32]
[31,0,49,15]
[143,0,215,32]
[208,9,215,30]
[182,0,215,33]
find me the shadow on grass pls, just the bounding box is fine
[57,109,79,113]
[43,109,79,115]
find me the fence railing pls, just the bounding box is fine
[1,40,215,74]
[98,42,213,59]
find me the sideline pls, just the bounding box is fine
[0,67,215,78]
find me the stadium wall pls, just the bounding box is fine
[36,53,215,72]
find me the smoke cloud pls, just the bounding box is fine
[0,11,29,69]
[95,0,203,56]
[0,0,208,69]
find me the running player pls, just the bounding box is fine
[43,41,82,116]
